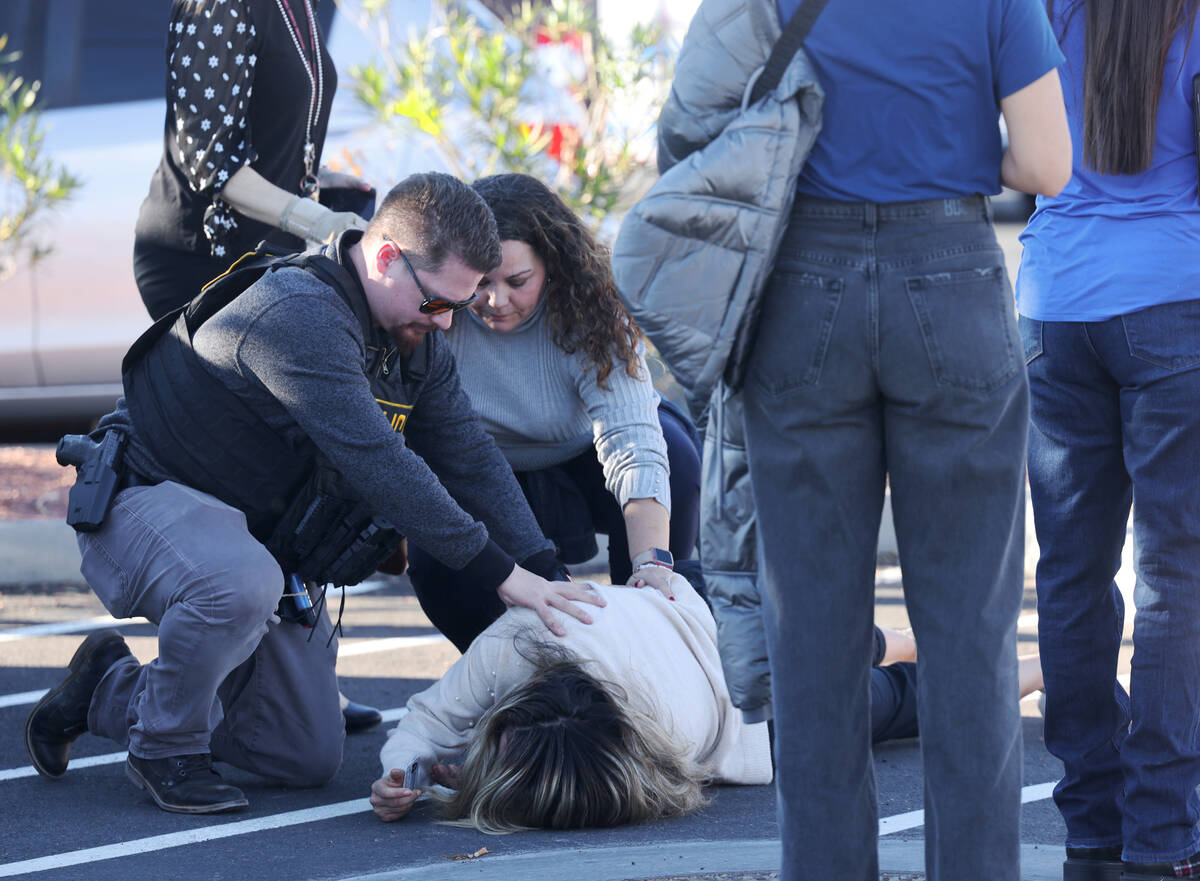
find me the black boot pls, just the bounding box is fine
[342,698,383,734]
[125,753,248,814]
[1064,845,1122,881]
[25,628,133,779]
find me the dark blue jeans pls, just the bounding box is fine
[871,662,919,743]
[743,196,1027,881]
[409,402,702,652]
[1023,303,1200,862]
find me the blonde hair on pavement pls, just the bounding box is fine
[431,642,710,834]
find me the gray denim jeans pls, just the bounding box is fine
[743,196,1027,881]
[78,481,344,785]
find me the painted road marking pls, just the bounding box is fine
[0,580,393,643]
[0,615,150,643]
[0,750,129,782]
[0,633,447,709]
[0,688,47,709]
[0,778,1060,876]
[0,709,408,782]
[0,798,372,878]
[338,634,448,656]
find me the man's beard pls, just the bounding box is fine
[391,323,432,356]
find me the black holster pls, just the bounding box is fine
[57,431,126,533]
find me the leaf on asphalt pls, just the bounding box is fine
[444,847,490,861]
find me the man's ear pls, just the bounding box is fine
[374,238,399,276]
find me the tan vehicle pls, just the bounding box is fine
[0,0,430,427]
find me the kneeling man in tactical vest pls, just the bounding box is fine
[25,172,601,814]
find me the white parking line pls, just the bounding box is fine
[338,634,448,656]
[0,615,148,643]
[0,630,445,712]
[0,688,47,709]
[0,580,394,643]
[0,750,129,782]
[0,775,1060,877]
[0,798,372,878]
[878,780,1055,835]
[0,709,408,782]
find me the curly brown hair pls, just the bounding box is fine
[471,174,642,388]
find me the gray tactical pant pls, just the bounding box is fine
[78,481,344,786]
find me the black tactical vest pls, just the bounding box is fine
[120,242,402,546]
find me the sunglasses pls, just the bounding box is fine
[387,237,477,315]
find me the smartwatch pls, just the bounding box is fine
[631,547,674,571]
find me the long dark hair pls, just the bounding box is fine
[1051,0,1199,174]
[471,174,643,389]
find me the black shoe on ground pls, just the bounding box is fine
[125,753,248,814]
[1064,845,1123,881]
[342,698,382,734]
[1122,848,1200,880]
[25,628,133,779]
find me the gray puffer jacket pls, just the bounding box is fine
[613,0,825,722]
[613,0,824,418]
[700,383,769,721]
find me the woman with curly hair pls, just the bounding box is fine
[405,173,702,651]
[369,575,771,831]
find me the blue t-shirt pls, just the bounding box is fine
[1016,1,1200,321]
[777,0,1063,203]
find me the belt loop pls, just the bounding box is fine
[982,194,994,223]
[864,202,877,230]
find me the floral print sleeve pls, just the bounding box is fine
[167,0,261,255]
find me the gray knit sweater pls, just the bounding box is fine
[445,299,671,511]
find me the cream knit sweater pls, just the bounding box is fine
[378,578,773,788]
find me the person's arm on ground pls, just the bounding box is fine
[1019,654,1044,698]
[878,626,917,665]
[1000,69,1072,196]
[370,768,421,822]
[374,626,533,820]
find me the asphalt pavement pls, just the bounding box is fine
[0,510,1089,881]
[0,221,1112,881]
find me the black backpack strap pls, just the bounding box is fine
[749,0,831,106]
[121,245,285,374]
[122,246,372,376]
[291,253,375,342]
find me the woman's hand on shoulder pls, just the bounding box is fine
[370,768,422,822]
[625,565,679,601]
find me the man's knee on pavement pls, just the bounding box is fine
[268,732,344,787]
[290,754,343,788]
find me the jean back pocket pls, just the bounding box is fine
[905,265,1021,394]
[748,268,844,397]
[1122,299,1200,371]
